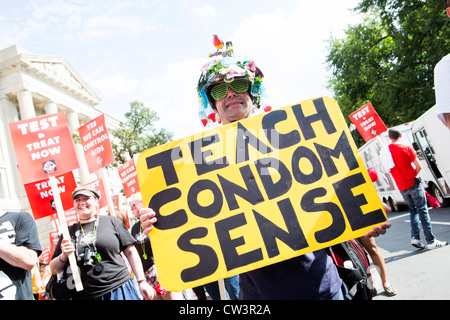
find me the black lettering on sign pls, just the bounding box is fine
[178,227,218,282]
[315,131,358,177]
[189,134,229,176]
[291,97,336,141]
[188,180,223,219]
[253,198,308,258]
[145,147,182,186]
[300,188,346,243]
[291,146,323,185]
[254,158,292,200]
[218,165,264,211]
[236,123,271,164]
[334,173,386,230]
[215,213,263,271]
[261,109,301,149]
[150,188,187,230]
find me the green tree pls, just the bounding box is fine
[326,0,450,128]
[111,101,173,165]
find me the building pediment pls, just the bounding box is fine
[0,46,100,106]
[21,55,101,105]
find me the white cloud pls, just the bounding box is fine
[140,58,207,140]
[91,74,139,97]
[27,0,82,29]
[65,5,82,30]
[82,15,157,38]
[228,2,361,109]
[190,5,217,18]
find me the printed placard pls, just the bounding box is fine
[137,96,387,291]
[118,158,140,198]
[24,171,77,220]
[349,102,388,142]
[8,112,79,184]
[50,208,79,229]
[78,114,114,173]
[81,178,108,209]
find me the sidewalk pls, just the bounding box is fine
[372,245,450,300]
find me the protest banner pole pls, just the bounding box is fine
[48,175,83,292]
[375,135,385,150]
[98,167,116,216]
[218,279,227,300]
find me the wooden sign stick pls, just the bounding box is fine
[98,168,116,217]
[48,175,83,292]
[218,278,227,300]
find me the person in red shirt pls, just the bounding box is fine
[388,129,447,250]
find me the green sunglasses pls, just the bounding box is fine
[210,79,250,101]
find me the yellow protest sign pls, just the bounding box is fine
[136,96,386,292]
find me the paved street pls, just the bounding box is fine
[371,206,450,300]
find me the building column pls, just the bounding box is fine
[45,101,58,115]
[66,111,93,184]
[0,97,22,206]
[17,90,36,120]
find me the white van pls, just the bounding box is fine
[411,105,450,206]
[358,122,415,211]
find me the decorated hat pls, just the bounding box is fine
[197,36,267,127]
[72,186,100,200]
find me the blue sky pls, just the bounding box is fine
[0,0,364,141]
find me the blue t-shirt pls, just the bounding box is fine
[239,249,342,300]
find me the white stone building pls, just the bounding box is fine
[0,45,124,250]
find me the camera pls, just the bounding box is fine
[79,247,96,267]
[78,247,103,274]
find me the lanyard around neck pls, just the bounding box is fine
[79,218,99,252]
[139,222,148,260]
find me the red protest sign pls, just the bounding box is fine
[118,158,140,198]
[349,102,388,142]
[39,247,51,263]
[50,208,79,230]
[24,171,77,220]
[78,114,114,173]
[49,232,60,258]
[82,178,108,209]
[63,208,79,226]
[8,112,79,184]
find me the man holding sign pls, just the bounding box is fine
[139,55,391,300]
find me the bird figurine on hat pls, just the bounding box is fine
[213,34,224,50]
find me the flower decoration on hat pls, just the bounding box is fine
[197,35,268,127]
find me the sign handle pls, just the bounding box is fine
[375,135,385,150]
[98,168,116,216]
[48,175,83,292]
[218,278,227,300]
